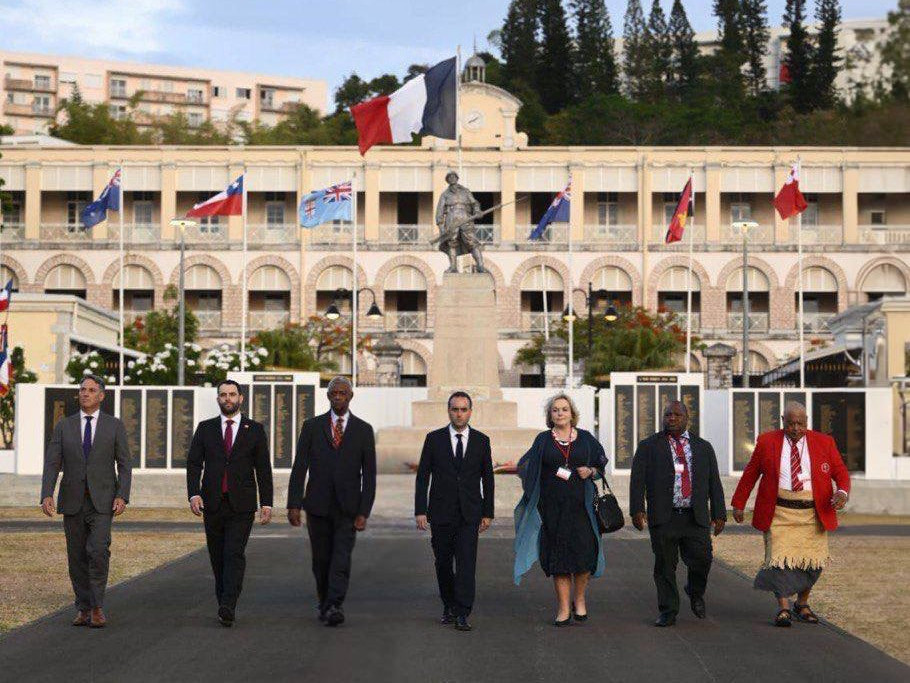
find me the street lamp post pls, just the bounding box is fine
[324,287,383,387]
[170,218,197,386]
[733,221,759,388]
[564,285,619,362]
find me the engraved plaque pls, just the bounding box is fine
[119,390,142,468]
[44,387,114,449]
[273,384,293,468]
[758,393,781,436]
[252,385,271,436]
[680,385,700,438]
[614,385,635,469]
[658,385,678,419]
[784,392,806,410]
[636,385,657,443]
[296,384,315,428]
[170,390,195,469]
[732,392,756,470]
[812,392,865,471]
[145,390,168,468]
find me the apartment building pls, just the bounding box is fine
[0,50,327,135]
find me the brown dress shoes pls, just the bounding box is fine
[72,610,90,626]
[89,607,106,628]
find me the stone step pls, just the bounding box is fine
[411,399,519,429]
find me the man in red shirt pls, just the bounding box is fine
[731,401,850,627]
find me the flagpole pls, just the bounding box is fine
[797,157,805,388]
[541,262,549,341]
[352,171,359,388]
[685,171,694,374]
[240,170,248,372]
[118,162,125,385]
[567,170,574,389]
[456,45,463,179]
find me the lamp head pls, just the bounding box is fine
[366,302,383,319]
[562,305,576,323]
[604,303,619,323]
[325,303,341,320]
[169,218,197,233]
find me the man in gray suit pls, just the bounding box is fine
[41,374,132,628]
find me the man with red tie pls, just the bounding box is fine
[630,401,727,627]
[731,401,850,627]
[187,380,273,627]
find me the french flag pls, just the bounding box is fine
[0,324,10,397]
[0,279,12,313]
[351,57,457,155]
[187,175,244,217]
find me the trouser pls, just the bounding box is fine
[64,492,113,610]
[307,505,357,610]
[203,494,255,610]
[648,508,712,617]
[431,517,479,617]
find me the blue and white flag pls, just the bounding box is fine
[529,182,571,240]
[299,181,353,228]
[81,168,121,230]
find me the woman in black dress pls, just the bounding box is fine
[514,393,608,626]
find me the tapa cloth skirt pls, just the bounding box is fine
[753,488,828,599]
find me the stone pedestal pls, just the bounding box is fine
[375,273,540,471]
[372,334,403,387]
[543,336,568,387]
[704,343,736,389]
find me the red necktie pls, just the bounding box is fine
[789,437,804,492]
[333,416,344,449]
[222,419,234,494]
[672,436,692,499]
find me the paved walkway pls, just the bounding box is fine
[1,531,906,682]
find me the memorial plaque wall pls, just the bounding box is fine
[732,392,756,470]
[252,386,272,437]
[170,390,195,468]
[296,385,315,428]
[273,384,293,468]
[680,386,700,438]
[812,392,865,471]
[614,385,635,469]
[758,393,780,436]
[145,390,168,468]
[120,390,142,468]
[44,388,114,449]
[636,386,657,443]
[658,385,677,417]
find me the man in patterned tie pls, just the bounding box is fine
[732,402,850,627]
[287,376,377,627]
[630,400,727,627]
[186,380,273,627]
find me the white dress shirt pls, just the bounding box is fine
[449,424,470,457]
[79,409,100,445]
[779,435,812,492]
[331,411,349,433]
[220,412,242,438]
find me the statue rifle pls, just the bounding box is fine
[429,194,529,245]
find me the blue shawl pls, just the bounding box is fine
[513,428,609,585]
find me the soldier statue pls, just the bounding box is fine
[434,171,485,273]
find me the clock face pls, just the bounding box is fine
[464,109,484,130]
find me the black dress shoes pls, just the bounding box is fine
[324,605,345,627]
[218,605,235,627]
[654,613,676,627]
[454,615,472,631]
[690,596,707,619]
[441,608,456,625]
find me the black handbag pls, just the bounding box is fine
[593,475,625,534]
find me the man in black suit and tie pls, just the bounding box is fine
[630,400,726,627]
[40,374,132,628]
[287,376,377,627]
[415,391,494,632]
[186,379,273,627]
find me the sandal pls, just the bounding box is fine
[794,603,820,624]
[774,609,792,627]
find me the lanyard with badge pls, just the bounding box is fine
[788,437,811,486]
[553,430,574,480]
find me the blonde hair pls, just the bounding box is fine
[545,393,579,429]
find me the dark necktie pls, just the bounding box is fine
[672,436,692,499]
[789,438,804,492]
[455,433,464,469]
[82,415,93,463]
[222,419,234,494]
[333,416,345,449]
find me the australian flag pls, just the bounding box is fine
[299,181,353,228]
[81,168,121,230]
[529,182,571,240]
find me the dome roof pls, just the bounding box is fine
[465,53,485,68]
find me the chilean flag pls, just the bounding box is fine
[773,164,808,220]
[351,57,457,155]
[0,279,12,313]
[187,175,244,217]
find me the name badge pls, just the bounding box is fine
[556,467,572,481]
[798,472,811,483]
[674,463,685,474]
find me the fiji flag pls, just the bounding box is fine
[81,168,121,230]
[529,182,571,240]
[299,182,353,228]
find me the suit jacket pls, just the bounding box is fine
[186,415,273,514]
[40,411,132,515]
[731,429,851,532]
[414,426,495,525]
[286,411,377,519]
[629,430,727,529]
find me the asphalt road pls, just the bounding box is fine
[1,529,907,683]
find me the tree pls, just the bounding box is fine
[710,0,747,101]
[536,0,576,112]
[811,0,842,109]
[0,123,13,136]
[782,0,815,112]
[367,73,402,96]
[644,0,673,101]
[741,0,770,96]
[334,73,371,113]
[667,0,700,99]
[500,0,540,90]
[50,86,150,144]
[152,112,233,145]
[514,333,547,385]
[253,322,343,372]
[622,0,650,100]
[123,285,198,354]
[404,63,429,82]
[571,0,618,98]
[0,346,38,448]
[881,0,910,101]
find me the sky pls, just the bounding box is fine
[0,0,897,110]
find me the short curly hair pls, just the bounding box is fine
[544,392,579,428]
